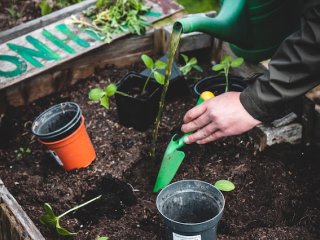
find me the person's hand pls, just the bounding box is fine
[181,92,261,144]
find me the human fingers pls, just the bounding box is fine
[184,123,218,144]
[183,103,207,124]
[181,111,212,133]
[196,131,224,144]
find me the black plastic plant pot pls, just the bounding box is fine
[31,102,82,142]
[115,72,162,131]
[140,55,190,100]
[194,75,247,97]
[156,180,225,240]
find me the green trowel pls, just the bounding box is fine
[153,91,214,192]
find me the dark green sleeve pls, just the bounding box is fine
[240,5,320,122]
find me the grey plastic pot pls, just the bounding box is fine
[156,180,225,240]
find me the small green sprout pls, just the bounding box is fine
[212,55,244,92]
[89,83,129,109]
[15,147,31,159]
[214,179,235,192]
[96,236,109,240]
[141,54,166,95]
[179,54,203,76]
[40,195,101,236]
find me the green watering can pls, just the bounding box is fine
[174,0,301,62]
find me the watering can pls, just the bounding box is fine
[174,0,301,62]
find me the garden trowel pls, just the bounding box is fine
[153,91,214,192]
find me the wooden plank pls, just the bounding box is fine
[0,180,45,240]
[0,0,97,44]
[0,0,183,90]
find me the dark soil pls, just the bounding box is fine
[0,61,320,240]
[0,0,41,32]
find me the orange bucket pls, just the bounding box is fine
[39,116,96,171]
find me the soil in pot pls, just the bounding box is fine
[194,75,247,97]
[0,63,319,240]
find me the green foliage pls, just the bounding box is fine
[73,0,150,43]
[5,5,23,19]
[39,0,83,16]
[212,55,244,92]
[141,54,166,94]
[179,54,203,76]
[96,237,109,240]
[40,195,101,236]
[214,180,235,192]
[15,147,31,159]
[89,83,129,110]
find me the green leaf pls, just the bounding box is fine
[192,64,203,72]
[96,237,109,240]
[39,1,52,16]
[89,88,105,101]
[155,60,166,69]
[214,180,235,192]
[181,54,189,63]
[189,57,197,65]
[95,0,106,8]
[212,64,224,72]
[105,83,117,97]
[40,203,58,227]
[222,55,232,64]
[231,57,244,68]
[141,54,154,69]
[56,224,77,236]
[154,71,165,85]
[100,95,109,109]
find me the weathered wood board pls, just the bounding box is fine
[0,180,45,240]
[0,0,183,90]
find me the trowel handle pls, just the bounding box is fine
[178,91,215,147]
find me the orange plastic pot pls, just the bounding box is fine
[39,116,96,171]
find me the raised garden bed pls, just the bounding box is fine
[1,57,320,239]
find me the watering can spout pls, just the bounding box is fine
[174,0,249,48]
[174,0,300,62]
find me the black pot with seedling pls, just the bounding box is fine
[89,55,166,131]
[140,54,202,100]
[194,55,246,97]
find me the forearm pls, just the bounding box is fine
[240,5,320,122]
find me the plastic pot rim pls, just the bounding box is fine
[32,102,81,139]
[156,179,225,226]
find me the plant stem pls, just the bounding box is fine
[58,195,102,218]
[141,72,152,95]
[116,91,131,97]
[225,64,229,92]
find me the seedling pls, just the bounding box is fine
[89,83,129,109]
[96,236,109,240]
[212,55,244,92]
[88,54,165,108]
[39,0,83,16]
[179,54,203,76]
[40,195,101,236]
[141,54,166,95]
[214,179,235,192]
[14,147,31,159]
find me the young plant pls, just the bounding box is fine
[39,0,83,16]
[212,55,244,92]
[40,195,101,236]
[179,54,203,76]
[15,147,31,159]
[214,179,235,192]
[89,83,129,109]
[96,236,109,240]
[141,54,166,95]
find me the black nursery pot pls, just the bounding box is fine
[140,55,190,100]
[194,75,247,97]
[156,180,225,240]
[115,72,161,131]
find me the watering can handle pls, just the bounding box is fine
[177,91,215,147]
